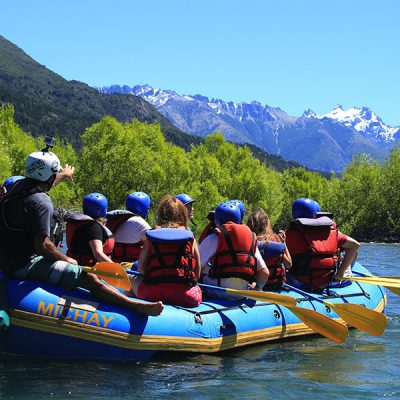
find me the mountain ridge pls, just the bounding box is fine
[99,84,397,171]
[0,35,301,172]
[0,35,196,150]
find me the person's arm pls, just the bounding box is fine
[192,240,201,279]
[255,248,269,290]
[89,239,113,263]
[34,234,77,264]
[334,236,360,280]
[283,246,292,269]
[52,164,74,187]
[256,268,270,290]
[137,240,150,275]
[198,234,218,276]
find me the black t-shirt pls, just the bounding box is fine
[0,192,53,270]
[70,222,106,256]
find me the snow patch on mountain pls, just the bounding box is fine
[315,104,400,142]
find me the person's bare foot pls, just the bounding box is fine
[133,301,164,316]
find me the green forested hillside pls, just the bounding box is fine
[0,35,198,149]
[1,105,399,241]
[0,35,302,172]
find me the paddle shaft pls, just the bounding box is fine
[125,269,297,307]
[352,271,400,296]
[86,263,348,342]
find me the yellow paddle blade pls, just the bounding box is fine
[83,264,132,291]
[224,288,297,307]
[325,302,387,336]
[288,306,349,343]
[345,276,400,289]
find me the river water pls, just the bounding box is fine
[0,243,399,399]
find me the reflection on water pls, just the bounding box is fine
[0,243,399,399]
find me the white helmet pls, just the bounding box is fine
[25,151,61,182]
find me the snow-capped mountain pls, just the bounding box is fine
[304,105,400,143]
[98,84,398,171]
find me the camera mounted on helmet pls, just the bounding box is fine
[42,135,56,152]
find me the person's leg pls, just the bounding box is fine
[78,272,163,316]
[14,257,163,316]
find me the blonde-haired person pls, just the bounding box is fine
[247,208,292,291]
[131,195,202,307]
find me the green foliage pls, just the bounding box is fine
[77,117,191,210]
[0,105,80,209]
[278,167,330,228]
[0,104,36,181]
[2,105,400,242]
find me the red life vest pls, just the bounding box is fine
[289,217,339,289]
[198,221,216,245]
[144,227,197,285]
[259,236,286,290]
[66,212,115,267]
[209,223,257,283]
[106,210,144,263]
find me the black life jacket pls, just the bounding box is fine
[0,178,45,272]
[66,212,114,267]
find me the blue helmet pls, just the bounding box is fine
[175,193,195,205]
[3,175,24,191]
[292,198,321,219]
[83,193,108,218]
[126,192,151,218]
[228,199,246,222]
[215,202,242,227]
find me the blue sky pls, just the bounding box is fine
[1,0,399,125]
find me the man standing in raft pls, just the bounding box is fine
[0,148,163,316]
[285,198,359,292]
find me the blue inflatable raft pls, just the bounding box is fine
[0,262,386,361]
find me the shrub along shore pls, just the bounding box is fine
[1,105,399,242]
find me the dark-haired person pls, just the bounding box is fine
[0,150,163,316]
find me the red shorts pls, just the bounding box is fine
[137,282,202,308]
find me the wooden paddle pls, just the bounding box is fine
[84,263,348,342]
[124,266,349,343]
[284,283,387,336]
[126,270,349,343]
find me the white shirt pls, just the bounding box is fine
[113,216,151,244]
[199,232,267,297]
[199,233,267,275]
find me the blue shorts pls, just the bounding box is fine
[13,256,83,290]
